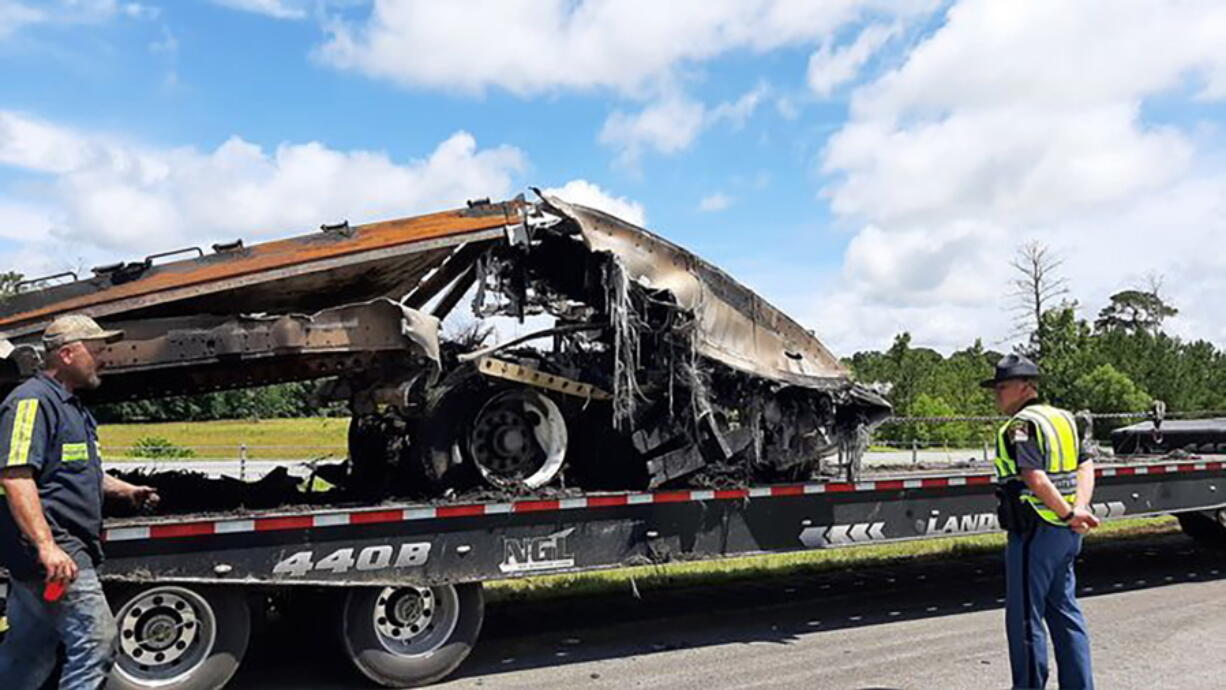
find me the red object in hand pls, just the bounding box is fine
[43,581,66,602]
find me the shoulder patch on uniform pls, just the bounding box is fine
[1008,420,1030,444]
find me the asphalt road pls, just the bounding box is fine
[229,531,1225,690]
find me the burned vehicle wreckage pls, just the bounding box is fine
[0,194,889,511]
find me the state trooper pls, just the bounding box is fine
[983,354,1098,690]
[0,314,159,689]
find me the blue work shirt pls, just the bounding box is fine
[0,373,105,580]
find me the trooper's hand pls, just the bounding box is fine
[39,542,78,585]
[1068,506,1100,534]
[131,485,160,510]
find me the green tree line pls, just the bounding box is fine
[849,290,1226,448]
[92,381,347,423]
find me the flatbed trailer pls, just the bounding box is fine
[4,455,1226,689]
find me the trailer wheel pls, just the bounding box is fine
[341,582,484,687]
[1177,509,1226,548]
[108,585,250,690]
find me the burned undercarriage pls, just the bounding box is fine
[0,193,889,509]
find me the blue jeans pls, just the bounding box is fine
[1006,523,1094,690]
[0,568,116,690]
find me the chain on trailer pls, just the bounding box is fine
[877,399,1203,447]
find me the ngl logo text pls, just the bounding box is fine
[500,528,576,574]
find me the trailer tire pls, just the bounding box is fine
[107,584,251,690]
[1176,510,1226,548]
[341,582,484,687]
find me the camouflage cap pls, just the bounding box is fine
[42,314,124,350]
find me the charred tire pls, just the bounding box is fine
[1177,509,1226,547]
[107,584,250,690]
[341,582,484,688]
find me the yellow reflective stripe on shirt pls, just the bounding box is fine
[1053,408,1081,472]
[1016,408,1062,471]
[994,426,1012,477]
[6,398,39,467]
[62,442,89,462]
[1035,405,1079,472]
[1016,405,1079,473]
[1039,404,1078,475]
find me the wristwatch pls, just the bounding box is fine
[1059,508,1075,522]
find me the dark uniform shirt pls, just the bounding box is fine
[0,373,105,579]
[1003,399,1092,472]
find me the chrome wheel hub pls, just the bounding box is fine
[115,587,216,684]
[370,585,460,657]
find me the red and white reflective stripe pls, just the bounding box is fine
[1098,460,1221,477]
[101,459,1224,543]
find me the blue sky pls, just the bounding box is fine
[1,0,1224,354]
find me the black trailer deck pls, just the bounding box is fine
[99,455,1226,588]
[5,455,1225,689]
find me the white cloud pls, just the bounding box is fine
[39,0,154,23]
[0,111,103,173]
[149,24,177,54]
[698,193,732,212]
[599,95,706,166]
[810,0,1226,353]
[0,2,43,39]
[774,95,800,120]
[316,0,937,97]
[598,85,767,166]
[0,111,526,265]
[119,3,158,20]
[0,0,155,39]
[824,103,1193,226]
[0,199,54,243]
[807,22,897,97]
[211,0,309,20]
[543,179,645,227]
[709,84,769,128]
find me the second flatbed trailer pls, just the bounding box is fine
[4,455,1226,689]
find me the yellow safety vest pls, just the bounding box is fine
[994,403,1081,526]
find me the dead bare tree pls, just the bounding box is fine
[1009,241,1069,359]
[1141,271,1166,302]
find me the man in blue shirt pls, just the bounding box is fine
[0,314,158,690]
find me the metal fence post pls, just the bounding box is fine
[239,443,248,481]
[911,438,918,465]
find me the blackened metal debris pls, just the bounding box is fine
[2,192,891,514]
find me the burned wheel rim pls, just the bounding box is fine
[370,585,460,657]
[115,586,217,685]
[467,389,566,489]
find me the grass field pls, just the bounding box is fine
[98,417,348,459]
[484,516,1181,603]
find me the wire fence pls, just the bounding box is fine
[882,408,1226,425]
[872,401,1226,463]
